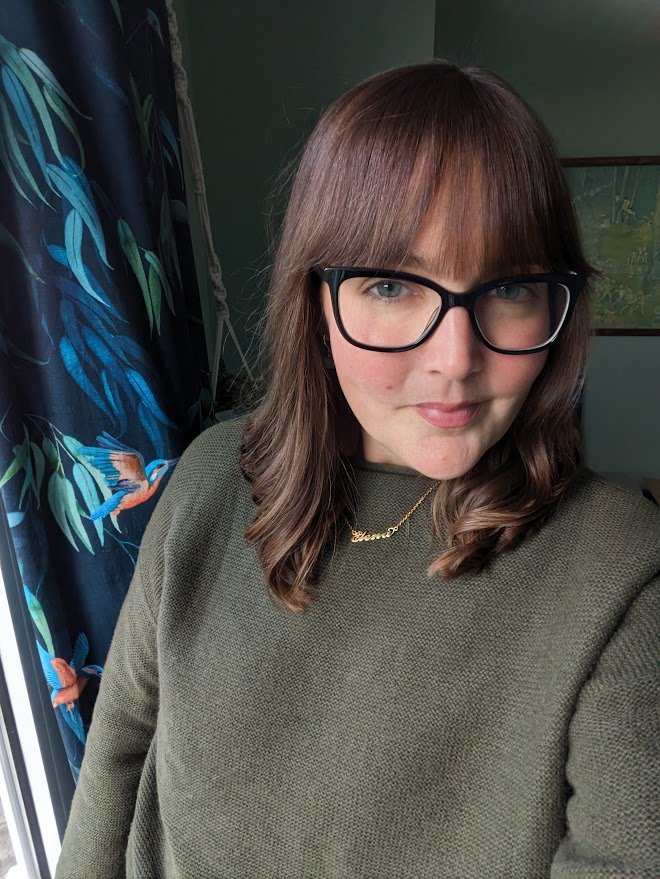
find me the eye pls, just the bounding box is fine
[366,281,408,299]
[491,283,535,302]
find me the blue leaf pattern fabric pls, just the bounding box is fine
[0,0,217,782]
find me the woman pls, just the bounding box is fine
[56,60,659,878]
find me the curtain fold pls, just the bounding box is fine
[0,0,215,782]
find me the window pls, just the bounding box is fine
[0,572,60,879]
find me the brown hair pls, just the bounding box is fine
[239,59,599,612]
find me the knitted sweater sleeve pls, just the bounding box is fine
[550,573,660,878]
[54,432,205,879]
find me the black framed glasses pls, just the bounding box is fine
[317,267,586,355]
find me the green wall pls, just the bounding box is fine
[174,0,658,478]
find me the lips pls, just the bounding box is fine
[416,401,481,413]
[415,401,482,429]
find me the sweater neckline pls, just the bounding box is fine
[350,457,429,478]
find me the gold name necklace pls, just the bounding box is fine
[349,481,440,543]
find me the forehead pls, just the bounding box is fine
[398,185,544,289]
[399,190,488,288]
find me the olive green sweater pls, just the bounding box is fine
[56,414,659,878]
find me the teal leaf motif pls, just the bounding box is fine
[46,244,68,267]
[63,477,93,552]
[62,157,95,206]
[142,94,154,136]
[137,401,160,454]
[47,161,111,267]
[24,585,55,655]
[158,110,183,184]
[1,65,48,176]
[47,472,80,551]
[44,86,84,166]
[52,273,122,319]
[60,434,84,459]
[64,209,99,300]
[41,437,59,473]
[146,9,164,45]
[147,261,161,334]
[159,191,182,291]
[108,0,123,30]
[72,462,104,545]
[0,46,64,165]
[100,369,120,416]
[144,249,175,314]
[0,92,50,206]
[117,218,153,329]
[66,288,123,344]
[129,75,150,159]
[0,438,27,489]
[17,47,87,116]
[59,299,84,352]
[0,123,35,204]
[114,334,150,367]
[60,319,130,434]
[59,337,111,418]
[126,370,177,428]
[39,312,54,350]
[0,223,44,282]
[18,432,33,507]
[62,435,118,533]
[80,325,125,387]
[30,441,45,504]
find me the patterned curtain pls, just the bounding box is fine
[0,0,215,789]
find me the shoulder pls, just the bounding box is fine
[163,412,249,502]
[145,414,250,581]
[152,413,250,536]
[532,467,660,624]
[560,468,660,556]
[177,412,248,475]
[490,469,660,678]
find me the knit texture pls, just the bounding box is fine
[55,414,660,878]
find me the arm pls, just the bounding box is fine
[55,436,204,878]
[550,574,660,878]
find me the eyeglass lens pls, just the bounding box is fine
[337,276,570,351]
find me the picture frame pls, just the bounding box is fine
[561,155,660,336]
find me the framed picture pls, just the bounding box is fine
[562,156,660,335]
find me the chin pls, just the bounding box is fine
[415,462,474,481]
[406,443,483,481]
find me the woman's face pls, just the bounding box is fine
[320,212,550,479]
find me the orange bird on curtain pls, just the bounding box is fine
[79,432,181,521]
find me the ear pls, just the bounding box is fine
[320,331,334,369]
[312,282,333,368]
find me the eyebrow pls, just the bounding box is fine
[404,253,487,288]
[404,253,434,273]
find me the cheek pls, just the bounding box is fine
[491,351,548,403]
[323,284,409,396]
[333,342,410,397]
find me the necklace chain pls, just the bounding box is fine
[349,481,440,543]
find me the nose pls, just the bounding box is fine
[418,303,483,380]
